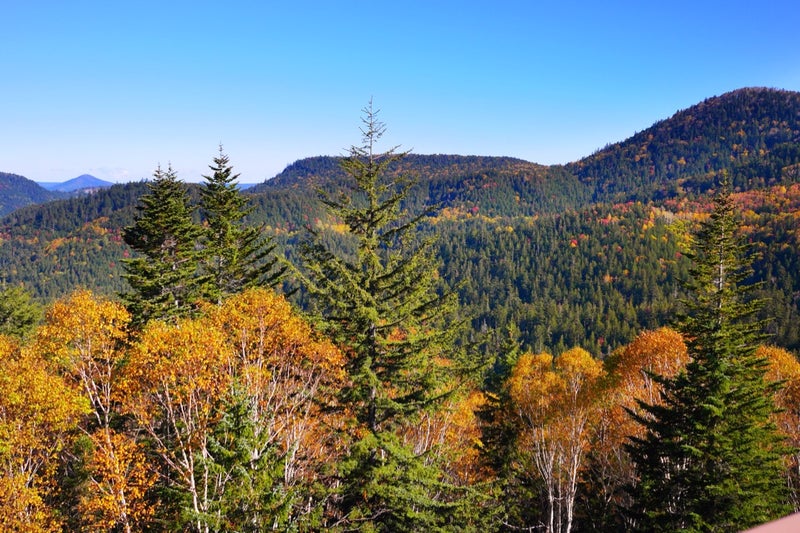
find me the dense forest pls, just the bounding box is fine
[2,88,800,531]
[3,88,800,354]
[0,172,64,217]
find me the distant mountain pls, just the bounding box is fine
[39,174,114,192]
[0,172,63,217]
[252,89,800,210]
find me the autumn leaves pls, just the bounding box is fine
[3,291,799,530]
[0,289,346,531]
[492,328,800,531]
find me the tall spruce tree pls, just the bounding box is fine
[122,165,207,327]
[625,177,790,532]
[301,102,465,531]
[199,147,285,303]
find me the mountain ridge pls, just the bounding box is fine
[567,87,800,201]
[0,172,64,217]
[2,86,800,353]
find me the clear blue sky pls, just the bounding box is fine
[2,0,799,183]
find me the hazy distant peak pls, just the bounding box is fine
[50,174,114,192]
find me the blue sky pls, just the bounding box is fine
[2,1,799,183]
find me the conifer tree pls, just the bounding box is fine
[0,283,42,338]
[196,387,292,532]
[476,324,548,529]
[199,147,285,303]
[122,165,207,327]
[476,326,522,497]
[626,178,790,532]
[301,102,465,530]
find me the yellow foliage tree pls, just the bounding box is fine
[0,335,88,532]
[34,290,155,532]
[36,290,129,428]
[508,347,604,533]
[78,429,156,532]
[121,288,346,530]
[120,316,231,532]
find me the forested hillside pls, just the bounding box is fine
[0,172,64,216]
[1,88,800,354]
[0,182,148,299]
[567,87,800,202]
[250,154,590,217]
[2,89,800,531]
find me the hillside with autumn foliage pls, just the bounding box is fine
[567,87,800,201]
[3,290,800,530]
[2,88,800,530]
[2,88,800,355]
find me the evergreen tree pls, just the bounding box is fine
[0,284,42,338]
[476,324,544,529]
[122,165,207,327]
[477,323,522,479]
[199,147,285,303]
[301,102,465,531]
[626,178,791,531]
[196,386,293,532]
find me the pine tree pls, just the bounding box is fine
[199,147,285,303]
[122,165,207,327]
[626,178,791,532]
[301,102,465,531]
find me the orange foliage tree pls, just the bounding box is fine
[120,288,346,531]
[584,327,688,529]
[762,345,800,509]
[400,388,489,487]
[205,288,346,498]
